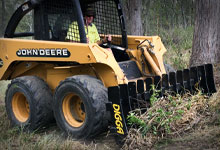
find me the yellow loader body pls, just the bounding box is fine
[0,35,167,90]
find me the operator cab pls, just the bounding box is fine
[4,0,130,62]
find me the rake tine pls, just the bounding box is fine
[154,76,161,96]
[197,65,208,93]
[183,69,192,93]
[176,70,184,94]
[144,77,153,101]
[137,79,145,101]
[137,79,149,111]
[119,84,132,117]
[128,82,137,109]
[169,72,177,93]
[204,64,216,93]
[145,77,153,91]
[162,74,169,95]
[108,86,128,135]
[190,67,198,93]
[154,76,161,90]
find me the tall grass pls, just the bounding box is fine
[157,26,194,69]
[0,81,10,103]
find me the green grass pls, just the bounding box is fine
[0,80,10,103]
[158,26,193,69]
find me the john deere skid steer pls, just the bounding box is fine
[0,0,216,140]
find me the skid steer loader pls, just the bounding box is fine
[0,0,216,140]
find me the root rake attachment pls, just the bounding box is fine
[107,64,216,141]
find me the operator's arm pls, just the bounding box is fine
[89,24,111,45]
[96,35,112,45]
[92,24,112,45]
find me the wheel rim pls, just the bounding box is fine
[62,93,86,127]
[12,92,30,122]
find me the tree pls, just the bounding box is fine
[122,0,143,35]
[141,0,151,34]
[190,0,220,66]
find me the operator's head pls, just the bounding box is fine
[83,6,96,25]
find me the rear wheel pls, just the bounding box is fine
[53,75,108,139]
[5,76,54,131]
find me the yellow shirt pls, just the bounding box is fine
[66,22,100,43]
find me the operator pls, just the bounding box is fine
[66,6,112,46]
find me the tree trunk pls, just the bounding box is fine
[190,0,220,66]
[142,0,151,34]
[180,0,187,28]
[122,0,143,35]
[171,0,176,28]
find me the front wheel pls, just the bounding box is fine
[53,75,109,139]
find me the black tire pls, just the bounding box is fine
[164,63,176,73]
[5,76,54,131]
[53,75,108,139]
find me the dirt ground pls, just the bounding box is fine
[155,125,220,150]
